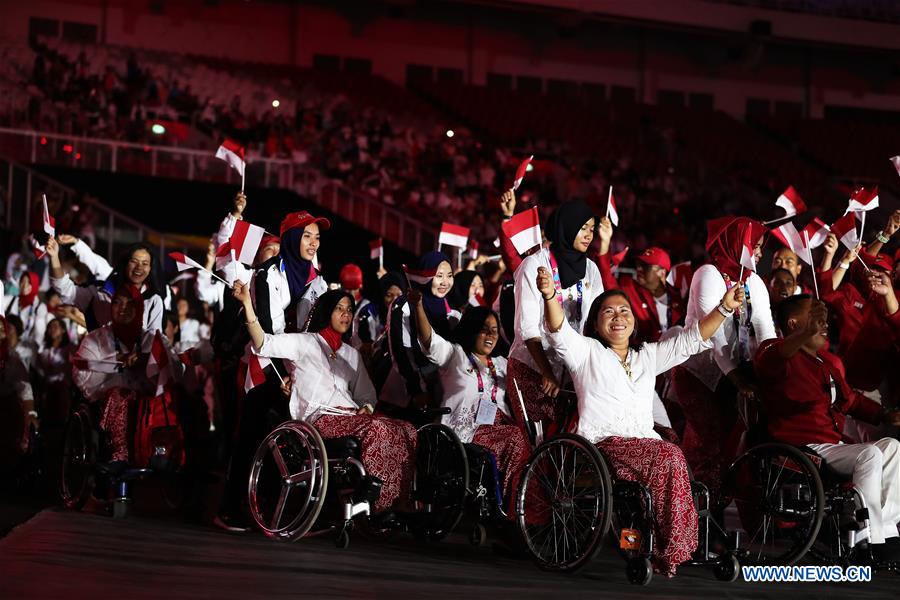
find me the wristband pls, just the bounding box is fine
[876,230,890,244]
[542,292,556,301]
[28,410,38,418]
[838,261,850,270]
[717,303,733,318]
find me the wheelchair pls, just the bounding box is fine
[720,440,885,569]
[246,408,490,548]
[59,401,187,519]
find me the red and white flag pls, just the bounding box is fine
[771,222,812,265]
[739,224,757,272]
[369,238,383,260]
[42,194,56,237]
[512,155,533,191]
[72,357,122,374]
[468,294,488,308]
[169,252,205,272]
[402,264,437,287]
[244,354,271,393]
[438,222,470,249]
[775,186,806,218]
[146,331,171,396]
[29,235,47,259]
[666,261,693,298]
[845,186,879,214]
[830,213,859,250]
[800,218,830,249]
[467,239,479,260]
[216,138,246,176]
[229,219,265,265]
[610,246,629,267]
[890,156,900,177]
[214,244,249,286]
[606,187,619,227]
[501,207,542,256]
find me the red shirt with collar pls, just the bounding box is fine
[595,253,685,344]
[754,338,883,446]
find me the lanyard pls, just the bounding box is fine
[547,251,584,321]
[722,274,754,331]
[467,354,499,405]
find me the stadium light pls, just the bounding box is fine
[272,99,280,108]
[446,129,455,138]
[151,123,166,135]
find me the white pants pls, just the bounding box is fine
[808,438,900,544]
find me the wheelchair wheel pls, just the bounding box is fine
[248,420,329,541]
[413,424,469,541]
[808,483,866,565]
[516,433,614,572]
[59,407,97,510]
[721,443,824,566]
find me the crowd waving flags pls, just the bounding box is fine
[775,186,807,217]
[512,155,533,191]
[216,138,247,191]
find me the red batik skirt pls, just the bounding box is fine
[314,414,418,514]
[596,436,698,577]
[471,410,532,516]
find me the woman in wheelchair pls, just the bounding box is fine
[408,287,530,515]
[234,283,418,514]
[536,267,744,576]
[71,284,184,467]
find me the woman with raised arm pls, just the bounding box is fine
[536,265,743,576]
[409,287,529,514]
[1,271,49,350]
[233,283,418,514]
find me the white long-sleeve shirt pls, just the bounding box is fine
[50,273,164,334]
[680,265,776,390]
[72,327,183,401]
[215,212,240,250]
[509,252,604,376]
[1,298,48,349]
[422,330,510,443]
[548,319,711,442]
[255,332,376,422]
[69,240,113,280]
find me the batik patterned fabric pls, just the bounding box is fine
[314,414,417,513]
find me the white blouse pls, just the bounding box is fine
[547,318,711,443]
[72,327,184,402]
[680,265,776,390]
[509,251,604,376]
[2,299,49,349]
[255,332,376,422]
[422,331,511,443]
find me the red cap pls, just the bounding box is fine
[635,247,671,271]
[260,234,280,249]
[861,252,893,273]
[339,263,364,290]
[279,211,331,237]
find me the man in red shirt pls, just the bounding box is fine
[755,294,900,558]
[594,218,684,344]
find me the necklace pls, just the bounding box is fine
[618,350,632,380]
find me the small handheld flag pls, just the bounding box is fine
[606,187,619,227]
[512,155,533,191]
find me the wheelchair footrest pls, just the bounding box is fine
[359,475,383,507]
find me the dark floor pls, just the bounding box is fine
[0,507,894,599]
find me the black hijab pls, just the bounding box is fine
[448,270,482,311]
[545,199,596,289]
[303,289,355,343]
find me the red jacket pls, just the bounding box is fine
[595,253,685,344]
[754,338,883,446]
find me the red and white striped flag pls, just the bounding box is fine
[229,219,265,265]
[402,264,437,287]
[771,222,812,265]
[29,235,46,259]
[42,194,56,237]
[438,222,470,249]
[214,244,249,286]
[512,155,533,191]
[168,252,205,272]
[215,138,246,176]
[467,239,479,260]
[845,186,879,214]
[801,218,829,249]
[468,294,488,308]
[369,238,383,260]
[890,156,900,177]
[666,261,693,298]
[830,213,859,251]
[146,331,171,396]
[606,187,619,227]
[244,354,271,393]
[739,224,757,272]
[774,186,806,218]
[72,356,122,373]
[501,207,541,256]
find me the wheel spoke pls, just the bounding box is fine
[269,438,290,478]
[270,484,291,530]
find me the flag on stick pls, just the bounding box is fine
[229,219,265,265]
[512,155,533,191]
[606,187,619,227]
[501,207,542,256]
[775,186,807,218]
[42,194,56,236]
[830,213,859,251]
[438,222,470,249]
[146,331,171,396]
[403,264,437,287]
